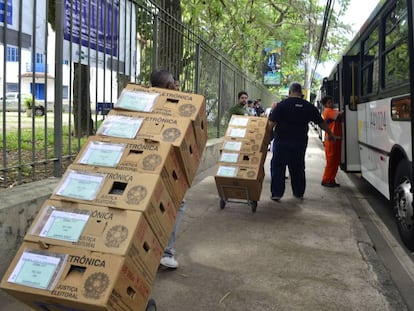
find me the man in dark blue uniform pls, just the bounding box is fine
[267,82,338,201]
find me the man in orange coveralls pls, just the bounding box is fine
[321,95,344,187]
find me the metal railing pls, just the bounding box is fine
[0,0,273,189]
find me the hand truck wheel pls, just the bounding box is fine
[219,198,226,209]
[249,200,257,213]
[146,298,156,311]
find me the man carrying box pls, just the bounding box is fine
[150,69,186,269]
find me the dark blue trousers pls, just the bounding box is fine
[270,140,307,198]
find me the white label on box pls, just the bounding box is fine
[216,165,238,177]
[97,116,143,139]
[39,210,90,242]
[223,141,242,151]
[228,127,247,138]
[230,117,249,127]
[8,251,63,290]
[55,170,105,201]
[79,141,126,167]
[220,152,239,163]
[116,90,159,112]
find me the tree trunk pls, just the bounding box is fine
[157,0,183,78]
[118,74,130,94]
[73,63,93,137]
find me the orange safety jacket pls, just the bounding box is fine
[322,108,342,183]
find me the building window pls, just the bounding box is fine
[6,83,18,92]
[62,86,69,99]
[6,47,19,62]
[36,53,44,64]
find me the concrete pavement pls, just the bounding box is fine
[150,130,407,311]
[0,130,407,310]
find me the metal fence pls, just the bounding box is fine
[0,0,273,189]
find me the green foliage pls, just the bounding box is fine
[1,126,86,154]
[181,0,352,92]
[23,97,33,109]
[1,125,85,185]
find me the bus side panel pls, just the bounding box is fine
[342,105,360,171]
[358,100,391,199]
[357,102,368,144]
[361,99,391,199]
[359,97,412,200]
[359,144,391,199]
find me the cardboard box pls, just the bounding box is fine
[228,115,268,129]
[225,125,270,144]
[50,164,177,247]
[226,115,271,146]
[106,110,200,185]
[74,136,188,206]
[221,137,268,154]
[0,242,152,311]
[218,150,266,167]
[214,164,265,202]
[115,83,208,156]
[24,199,164,284]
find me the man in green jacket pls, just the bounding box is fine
[229,91,249,117]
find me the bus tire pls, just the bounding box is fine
[393,159,414,251]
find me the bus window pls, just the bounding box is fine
[391,96,411,120]
[383,1,409,89]
[362,28,379,96]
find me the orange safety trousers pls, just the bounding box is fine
[322,139,341,184]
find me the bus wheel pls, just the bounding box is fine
[394,159,414,251]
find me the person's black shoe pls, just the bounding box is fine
[294,195,304,201]
[321,181,336,188]
[333,182,340,187]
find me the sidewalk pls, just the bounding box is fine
[0,130,407,311]
[150,130,407,311]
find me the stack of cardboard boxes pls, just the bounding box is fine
[215,115,270,203]
[0,84,207,311]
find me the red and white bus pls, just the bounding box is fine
[322,0,414,250]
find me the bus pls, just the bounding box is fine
[321,0,414,250]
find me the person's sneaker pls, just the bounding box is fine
[160,256,178,269]
[271,196,281,201]
[333,182,340,187]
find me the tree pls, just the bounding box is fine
[180,0,352,97]
[138,0,183,78]
[48,1,93,138]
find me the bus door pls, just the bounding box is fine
[339,55,360,172]
[321,75,338,143]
